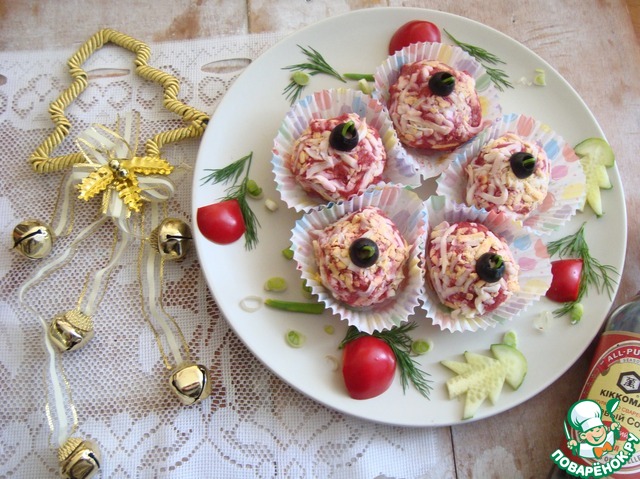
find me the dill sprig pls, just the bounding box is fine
[339,322,433,398]
[547,222,619,318]
[444,29,513,92]
[282,45,346,104]
[200,152,260,250]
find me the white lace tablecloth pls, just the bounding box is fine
[0,33,450,478]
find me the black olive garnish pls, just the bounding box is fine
[349,238,379,268]
[428,71,456,96]
[329,120,359,151]
[509,151,537,179]
[476,253,505,283]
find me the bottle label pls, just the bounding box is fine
[550,331,640,478]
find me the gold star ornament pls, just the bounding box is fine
[77,150,173,213]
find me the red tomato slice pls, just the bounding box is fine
[196,199,246,245]
[342,336,396,400]
[388,20,442,55]
[546,259,583,303]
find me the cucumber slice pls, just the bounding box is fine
[442,352,506,420]
[574,137,615,217]
[490,343,528,390]
[442,342,529,419]
[575,137,615,167]
[595,164,612,189]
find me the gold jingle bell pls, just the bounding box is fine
[169,362,211,405]
[12,219,54,259]
[58,437,101,479]
[48,310,95,352]
[150,218,192,261]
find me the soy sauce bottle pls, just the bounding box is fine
[548,294,640,478]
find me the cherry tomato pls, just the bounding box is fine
[388,20,442,55]
[196,199,245,245]
[342,335,396,400]
[546,259,583,303]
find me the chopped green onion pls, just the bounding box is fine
[285,330,306,348]
[533,68,546,86]
[411,339,433,355]
[239,295,262,312]
[534,311,552,331]
[264,277,287,292]
[343,73,374,81]
[341,120,356,137]
[301,279,313,299]
[282,247,294,260]
[502,330,518,348]
[265,298,325,314]
[265,198,278,211]
[357,78,373,95]
[291,71,310,86]
[570,303,584,325]
[325,355,339,371]
[246,179,263,198]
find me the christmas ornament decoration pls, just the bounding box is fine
[150,217,193,261]
[12,220,54,259]
[138,205,211,405]
[58,437,101,479]
[48,310,95,352]
[29,28,207,175]
[75,125,174,214]
[14,28,212,477]
[169,362,212,405]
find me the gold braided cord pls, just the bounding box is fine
[30,28,208,174]
[146,125,206,158]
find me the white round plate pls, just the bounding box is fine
[192,7,626,426]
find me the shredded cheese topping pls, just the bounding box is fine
[465,132,550,218]
[388,61,482,151]
[426,221,519,319]
[290,113,386,202]
[312,207,409,308]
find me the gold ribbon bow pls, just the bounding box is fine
[74,119,176,225]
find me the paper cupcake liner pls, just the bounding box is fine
[421,196,552,333]
[436,113,587,235]
[373,42,502,179]
[290,184,427,333]
[272,88,421,213]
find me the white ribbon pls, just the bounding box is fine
[18,216,107,447]
[140,201,187,368]
[18,112,179,447]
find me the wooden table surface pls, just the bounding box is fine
[1,1,639,477]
